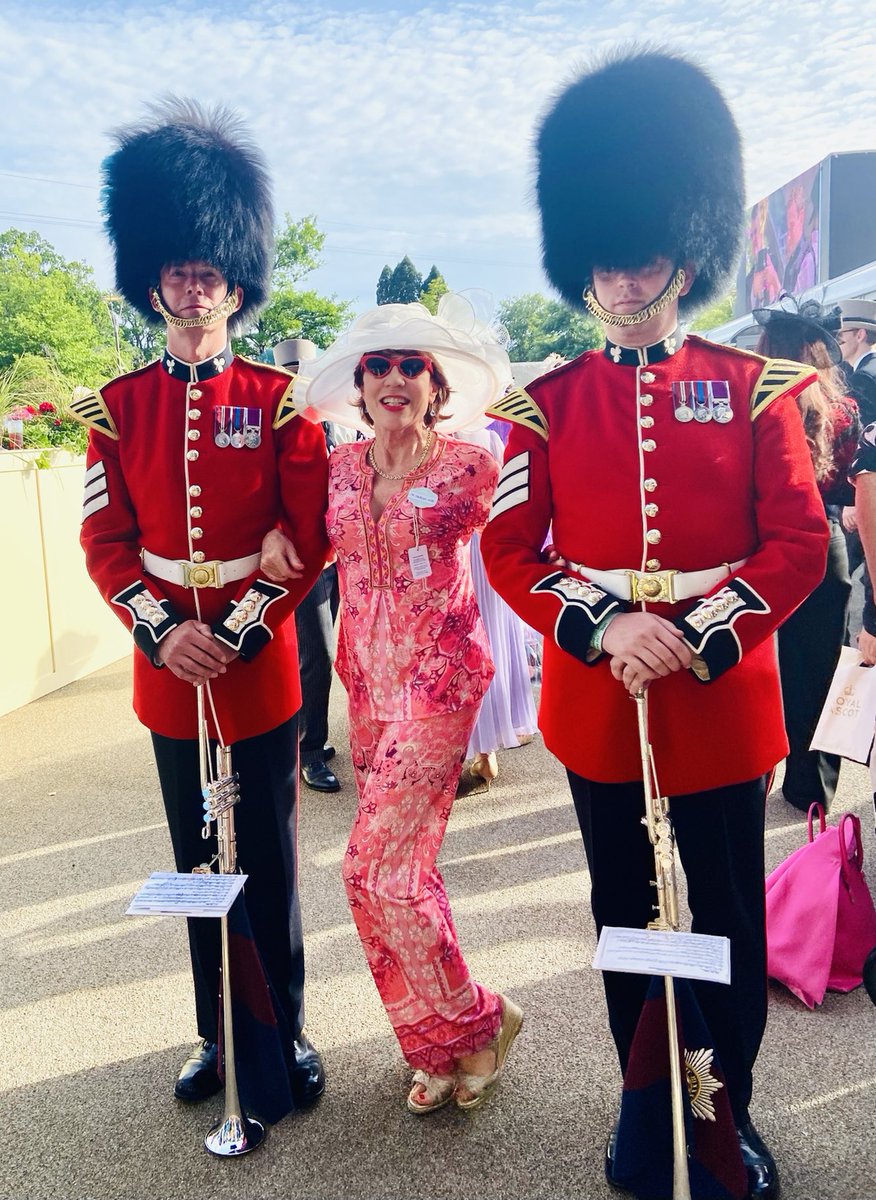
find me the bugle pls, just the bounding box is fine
[634,688,691,1200]
[195,685,265,1157]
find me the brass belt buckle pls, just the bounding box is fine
[181,560,221,588]
[628,569,678,604]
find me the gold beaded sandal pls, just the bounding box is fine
[455,995,523,1111]
[406,1070,456,1115]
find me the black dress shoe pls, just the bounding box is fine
[737,1121,780,1199]
[290,1034,325,1107]
[323,744,336,762]
[604,1125,632,1192]
[301,760,340,792]
[174,1039,223,1102]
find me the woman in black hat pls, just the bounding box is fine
[755,296,861,812]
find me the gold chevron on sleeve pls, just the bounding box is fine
[485,387,549,441]
[750,359,817,421]
[272,377,300,429]
[69,389,119,440]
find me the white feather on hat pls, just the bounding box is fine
[293,293,512,434]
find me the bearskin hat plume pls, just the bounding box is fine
[536,48,744,314]
[102,97,274,331]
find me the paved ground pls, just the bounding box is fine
[2,656,875,1200]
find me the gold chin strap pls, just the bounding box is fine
[583,268,686,328]
[150,287,240,329]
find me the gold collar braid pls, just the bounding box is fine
[150,287,241,329]
[583,268,686,328]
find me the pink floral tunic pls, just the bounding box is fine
[327,434,499,719]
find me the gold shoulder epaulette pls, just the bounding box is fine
[750,359,817,421]
[69,388,119,440]
[485,387,549,441]
[272,377,300,429]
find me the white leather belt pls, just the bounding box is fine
[141,549,260,589]
[566,558,746,604]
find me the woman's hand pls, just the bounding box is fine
[858,628,876,666]
[260,528,305,582]
[540,543,568,569]
[602,612,693,695]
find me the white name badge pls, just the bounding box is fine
[408,545,432,578]
[408,486,438,508]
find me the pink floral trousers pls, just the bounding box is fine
[343,703,502,1075]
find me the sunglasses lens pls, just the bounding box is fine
[400,357,428,378]
[364,356,391,377]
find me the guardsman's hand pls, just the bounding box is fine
[603,612,693,695]
[858,628,876,666]
[155,620,237,682]
[261,528,305,582]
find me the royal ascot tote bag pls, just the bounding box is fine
[766,804,876,1008]
[809,645,876,764]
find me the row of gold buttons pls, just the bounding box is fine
[185,387,206,561]
[639,370,661,569]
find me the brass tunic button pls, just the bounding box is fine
[188,408,201,420]
[640,394,654,405]
[189,388,203,401]
[190,506,203,518]
[642,439,657,452]
[192,551,206,563]
[644,478,657,492]
[186,449,199,461]
[187,429,200,441]
[640,415,654,428]
[646,529,662,544]
[189,485,202,497]
[191,527,203,540]
[645,503,659,517]
[641,371,656,384]
[646,558,661,570]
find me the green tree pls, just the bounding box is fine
[687,290,736,333]
[116,299,165,368]
[419,266,448,314]
[387,256,423,304]
[498,293,602,361]
[376,264,393,305]
[233,214,352,357]
[0,229,130,385]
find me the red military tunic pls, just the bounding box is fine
[481,333,829,794]
[73,348,329,742]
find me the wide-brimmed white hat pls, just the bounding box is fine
[294,292,512,433]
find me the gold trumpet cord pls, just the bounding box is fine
[583,268,686,328]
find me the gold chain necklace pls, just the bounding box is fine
[368,432,434,480]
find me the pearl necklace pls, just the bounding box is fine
[368,432,434,480]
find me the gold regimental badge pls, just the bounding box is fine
[685,1046,724,1121]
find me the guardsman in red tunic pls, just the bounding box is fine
[72,101,329,1109]
[481,52,828,1199]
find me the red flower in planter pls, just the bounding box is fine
[39,401,57,414]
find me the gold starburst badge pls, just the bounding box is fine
[685,1046,723,1121]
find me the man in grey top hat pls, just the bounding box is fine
[838,300,876,424]
[273,337,342,793]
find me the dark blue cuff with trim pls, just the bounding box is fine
[531,570,627,665]
[672,578,770,682]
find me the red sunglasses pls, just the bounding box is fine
[358,353,434,379]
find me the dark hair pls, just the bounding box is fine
[352,348,452,427]
[755,324,841,482]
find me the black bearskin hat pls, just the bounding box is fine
[102,98,274,330]
[536,48,744,314]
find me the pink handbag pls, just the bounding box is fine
[766,804,876,1008]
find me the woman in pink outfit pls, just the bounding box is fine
[262,299,523,1114]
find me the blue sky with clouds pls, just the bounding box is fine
[2,0,874,314]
